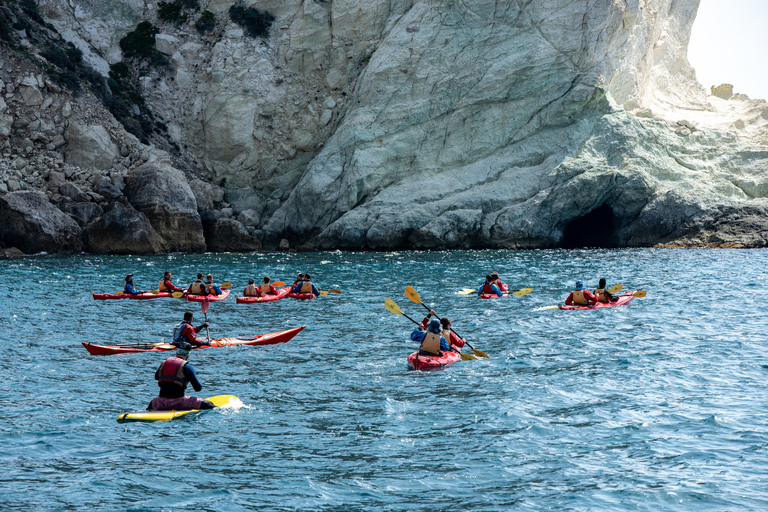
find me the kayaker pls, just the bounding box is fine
[260,276,278,296]
[205,274,223,296]
[172,311,210,347]
[124,274,144,295]
[292,273,320,297]
[243,278,260,297]
[159,271,183,293]
[420,311,465,350]
[411,318,450,356]
[564,281,598,306]
[478,275,503,297]
[147,343,215,411]
[188,273,208,296]
[490,272,507,293]
[292,273,304,288]
[594,278,617,303]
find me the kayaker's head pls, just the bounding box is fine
[197,273,204,281]
[206,274,213,283]
[440,317,451,331]
[490,272,499,280]
[575,281,583,290]
[296,273,303,281]
[427,318,441,334]
[176,342,192,359]
[164,271,171,279]
[125,274,133,283]
[247,278,255,284]
[598,278,606,288]
[183,311,194,323]
[485,274,492,284]
[304,273,311,281]
[263,276,270,283]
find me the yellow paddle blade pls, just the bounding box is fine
[472,347,490,358]
[116,290,124,295]
[320,291,329,297]
[608,284,623,293]
[221,282,232,289]
[384,297,403,315]
[512,288,533,297]
[633,290,646,297]
[460,352,478,361]
[148,290,161,294]
[172,292,185,299]
[404,286,422,304]
[328,288,342,294]
[458,288,477,295]
[273,281,286,287]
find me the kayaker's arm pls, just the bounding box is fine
[311,284,321,296]
[491,284,503,297]
[182,363,203,392]
[564,292,574,305]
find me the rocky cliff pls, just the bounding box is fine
[1,0,767,256]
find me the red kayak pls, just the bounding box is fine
[289,292,316,300]
[558,292,635,310]
[478,282,509,299]
[186,289,231,302]
[236,286,291,304]
[92,291,174,300]
[82,325,306,355]
[407,350,462,370]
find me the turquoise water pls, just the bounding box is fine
[2,249,767,511]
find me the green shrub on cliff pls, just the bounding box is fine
[229,4,274,39]
[119,22,168,67]
[158,2,187,25]
[195,10,216,34]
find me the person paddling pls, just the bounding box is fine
[292,273,304,288]
[594,278,617,303]
[260,276,278,296]
[419,310,465,351]
[489,272,507,293]
[243,278,259,297]
[124,274,144,295]
[564,280,598,306]
[292,273,320,297]
[188,273,208,296]
[478,275,503,297]
[159,271,183,293]
[147,343,214,411]
[205,274,223,296]
[172,311,210,347]
[411,318,451,356]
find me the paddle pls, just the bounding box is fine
[273,281,286,287]
[459,287,533,296]
[385,298,476,361]
[608,284,622,293]
[404,286,489,358]
[221,282,231,289]
[201,298,211,344]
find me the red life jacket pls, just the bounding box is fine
[158,357,187,388]
[482,283,496,294]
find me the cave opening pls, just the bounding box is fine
[560,203,619,248]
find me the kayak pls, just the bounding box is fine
[407,350,462,370]
[289,292,316,300]
[186,289,231,302]
[236,286,291,304]
[558,292,635,310]
[117,395,239,423]
[82,325,306,355]
[92,290,174,300]
[478,292,508,299]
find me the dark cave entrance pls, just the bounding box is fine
[560,204,620,248]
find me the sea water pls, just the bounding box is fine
[1,249,767,511]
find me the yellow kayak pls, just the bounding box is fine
[116,395,239,423]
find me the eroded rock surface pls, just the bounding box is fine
[0,191,82,253]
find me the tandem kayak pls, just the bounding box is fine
[236,286,291,304]
[92,291,174,300]
[478,292,508,299]
[82,325,306,355]
[289,292,316,300]
[117,395,240,423]
[558,292,635,311]
[407,350,462,370]
[186,289,231,302]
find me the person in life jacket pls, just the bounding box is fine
[565,280,598,306]
[411,318,451,356]
[147,342,215,411]
[292,273,304,288]
[172,311,210,347]
[124,274,144,295]
[292,273,320,296]
[260,276,277,295]
[593,278,617,303]
[159,271,183,293]
[243,278,260,297]
[478,275,503,297]
[418,310,466,350]
[187,273,208,296]
[205,274,223,295]
[489,272,507,293]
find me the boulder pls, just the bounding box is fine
[237,209,260,228]
[711,83,733,100]
[84,204,167,255]
[96,175,124,200]
[59,182,91,202]
[124,160,206,252]
[188,179,216,211]
[0,247,25,259]
[202,218,262,252]
[65,124,120,170]
[0,191,82,253]
[62,201,103,227]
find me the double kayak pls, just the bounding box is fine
[478,283,509,299]
[82,325,306,355]
[407,350,462,370]
[558,292,635,310]
[92,290,174,300]
[236,286,291,304]
[117,395,240,423]
[186,289,231,302]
